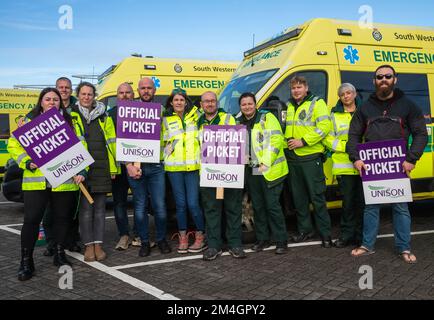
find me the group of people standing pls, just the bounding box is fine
[10,63,427,282]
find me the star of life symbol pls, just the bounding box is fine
[151,76,161,88]
[343,45,360,64]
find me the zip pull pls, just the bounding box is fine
[383,110,387,117]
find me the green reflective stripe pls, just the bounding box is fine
[286,121,294,126]
[268,130,281,135]
[272,156,286,166]
[328,131,336,137]
[336,130,349,137]
[333,163,355,169]
[254,147,262,154]
[224,114,231,125]
[316,115,330,123]
[107,138,116,145]
[23,177,45,183]
[314,128,327,138]
[332,139,340,151]
[17,152,28,164]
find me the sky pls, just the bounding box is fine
[0,0,433,88]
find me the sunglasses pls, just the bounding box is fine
[172,88,187,95]
[375,74,394,80]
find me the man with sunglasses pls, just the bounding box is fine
[346,65,428,264]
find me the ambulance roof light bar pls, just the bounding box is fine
[244,28,303,58]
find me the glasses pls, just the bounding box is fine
[172,88,187,95]
[201,99,217,104]
[375,74,394,80]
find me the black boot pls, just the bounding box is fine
[18,248,34,281]
[43,241,56,257]
[53,245,72,267]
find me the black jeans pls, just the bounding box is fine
[22,190,76,250]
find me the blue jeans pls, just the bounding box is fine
[362,203,411,253]
[167,170,204,232]
[127,163,167,243]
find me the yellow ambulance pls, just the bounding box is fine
[219,18,434,206]
[0,89,40,178]
[96,56,238,108]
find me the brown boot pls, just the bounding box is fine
[84,244,95,262]
[94,244,107,261]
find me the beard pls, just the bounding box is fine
[376,82,395,99]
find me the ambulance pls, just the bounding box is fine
[0,89,40,178]
[219,18,434,208]
[96,56,238,108]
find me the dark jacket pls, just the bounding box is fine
[71,104,112,193]
[346,89,428,164]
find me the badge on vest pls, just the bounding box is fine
[299,110,307,121]
[256,132,264,143]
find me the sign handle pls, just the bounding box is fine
[216,188,224,200]
[79,183,94,204]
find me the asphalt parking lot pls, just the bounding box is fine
[1,192,434,303]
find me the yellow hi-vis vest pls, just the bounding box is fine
[284,96,331,156]
[323,111,359,175]
[7,117,84,191]
[71,111,120,175]
[162,106,202,172]
[251,112,288,182]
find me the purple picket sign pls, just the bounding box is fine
[201,125,247,165]
[116,100,161,141]
[357,139,408,182]
[12,108,79,168]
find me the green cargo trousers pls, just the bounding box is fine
[246,173,288,243]
[200,187,243,250]
[288,158,331,238]
[337,175,364,242]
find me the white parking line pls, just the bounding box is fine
[0,225,179,300]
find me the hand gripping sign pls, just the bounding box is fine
[357,139,413,205]
[12,108,94,189]
[200,125,247,192]
[116,100,161,164]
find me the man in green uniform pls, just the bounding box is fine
[284,76,333,248]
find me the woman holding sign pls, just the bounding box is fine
[71,82,119,262]
[162,89,206,254]
[8,88,83,281]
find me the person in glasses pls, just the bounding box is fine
[347,65,428,263]
[162,89,206,254]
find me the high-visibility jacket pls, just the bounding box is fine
[284,94,331,156]
[197,109,235,129]
[71,111,120,175]
[250,111,288,182]
[162,106,202,172]
[7,116,84,191]
[323,101,360,176]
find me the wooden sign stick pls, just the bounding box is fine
[79,183,94,204]
[216,187,224,200]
